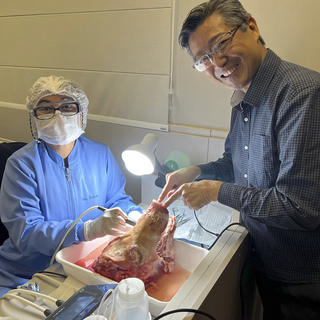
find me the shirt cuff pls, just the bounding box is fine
[218,182,244,211]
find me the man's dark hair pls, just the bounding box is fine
[179,0,265,58]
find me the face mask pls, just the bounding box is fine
[35,113,84,145]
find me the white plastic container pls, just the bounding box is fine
[115,278,149,320]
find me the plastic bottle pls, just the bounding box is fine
[115,278,149,320]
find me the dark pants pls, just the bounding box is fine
[256,273,320,320]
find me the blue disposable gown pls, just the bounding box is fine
[0,136,142,295]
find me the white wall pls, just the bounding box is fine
[0,1,172,131]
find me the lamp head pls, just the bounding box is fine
[122,133,158,176]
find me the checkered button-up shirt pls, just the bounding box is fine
[199,49,320,283]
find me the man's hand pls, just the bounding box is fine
[163,180,223,210]
[158,166,201,203]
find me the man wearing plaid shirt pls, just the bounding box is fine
[158,0,320,319]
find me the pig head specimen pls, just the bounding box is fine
[92,200,176,285]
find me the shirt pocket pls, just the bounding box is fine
[248,132,279,188]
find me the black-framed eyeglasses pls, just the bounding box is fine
[193,23,244,72]
[33,101,80,120]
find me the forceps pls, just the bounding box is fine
[172,208,192,227]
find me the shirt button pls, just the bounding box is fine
[244,174,248,178]
[244,145,248,150]
[244,117,248,122]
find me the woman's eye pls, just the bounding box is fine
[39,107,53,112]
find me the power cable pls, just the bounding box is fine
[153,308,217,320]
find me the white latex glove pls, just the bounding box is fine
[128,210,143,223]
[84,207,128,241]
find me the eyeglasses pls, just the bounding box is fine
[34,101,80,120]
[193,23,243,72]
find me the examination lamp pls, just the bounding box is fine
[121,133,172,187]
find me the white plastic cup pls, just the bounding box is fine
[115,278,149,320]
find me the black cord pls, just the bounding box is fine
[207,222,243,250]
[193,209,253,319]
[193,210,243,250]
[153,308,216,320]
[193,210,220,236]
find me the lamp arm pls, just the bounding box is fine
[154,153,174,188]
[154,153,172,176]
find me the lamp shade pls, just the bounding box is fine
[122,133,158,176]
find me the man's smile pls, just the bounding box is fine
[221,64,239,78]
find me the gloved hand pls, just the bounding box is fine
[84,207,128,241]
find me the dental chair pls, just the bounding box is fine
[0,142,27,245]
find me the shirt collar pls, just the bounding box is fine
[230,49,282,109]
[230,90,245,108]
